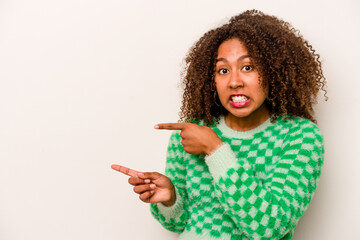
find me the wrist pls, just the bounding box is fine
[162,186,176,207]
[205,137,223,156]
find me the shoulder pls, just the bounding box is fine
[282,117,322,139]
[276,116,324,155]
[276,116,323,139]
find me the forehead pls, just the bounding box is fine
[217,38,249,59]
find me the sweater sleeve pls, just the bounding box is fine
[150,131,189,233]
[205,122,324,239]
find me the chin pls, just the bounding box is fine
[227,110,253,119]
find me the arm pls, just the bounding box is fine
[205,123,324,239]
[150,131,189,233]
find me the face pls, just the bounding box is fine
[214,38,269,124]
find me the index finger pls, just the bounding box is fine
[154,122,187,130]
[111,164,141,177]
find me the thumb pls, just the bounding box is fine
[137,172,162,180]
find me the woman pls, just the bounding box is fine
[112,10,326,239]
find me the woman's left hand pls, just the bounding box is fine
[155,122,223,155]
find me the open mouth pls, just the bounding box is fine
[230,94,250,107]
[231,95,249,103]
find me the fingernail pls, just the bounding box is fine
[144,179,151,184]
[150,184,156,189]
[154,125,159,129]
[150,190,155,194]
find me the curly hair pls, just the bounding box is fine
[179,10,327,125]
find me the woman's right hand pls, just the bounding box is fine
[111,164,176,206]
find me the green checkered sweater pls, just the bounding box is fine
[150,115,324,239]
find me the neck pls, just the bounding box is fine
[225,105,270,131]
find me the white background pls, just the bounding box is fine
[0,0,359,239]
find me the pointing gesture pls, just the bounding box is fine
[111,164,176,206]
[155,122,223,155]
[111,122,223,206]
[155,122,188,130]
[111,164,141,177]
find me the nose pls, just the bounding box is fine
[229,71,244,89]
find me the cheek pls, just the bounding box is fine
[255,88,268,104]
[252,80,268,100]
[260,83,269,99]
[215,80,225,94]
[261,81,269,97]
[215,85,226,100]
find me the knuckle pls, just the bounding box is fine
[139,193,147,201]
[184,146,191,153]
[128,177,134,184]
[151,172,159,177]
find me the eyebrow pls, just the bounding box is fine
[215,55,251,63]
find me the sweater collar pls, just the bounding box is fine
[216,115,275,139]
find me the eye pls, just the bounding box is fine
[242,65,253,72]
[218,68,229,75]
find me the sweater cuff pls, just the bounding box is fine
[205,143,239,181]
[156,187,184,219]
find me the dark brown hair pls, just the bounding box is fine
[179,10,327,125]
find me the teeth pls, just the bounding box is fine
[232,95,248,103]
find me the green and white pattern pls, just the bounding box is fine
[150,116,324,240]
